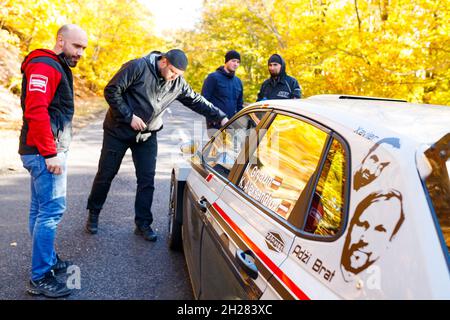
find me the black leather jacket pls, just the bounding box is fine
[103,51,227,140]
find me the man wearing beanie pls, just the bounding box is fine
[202,50,243,132]
[84,49,228,241]
[257,53,302,101]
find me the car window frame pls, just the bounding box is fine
[296,132,351,242]
[227,108,351,242]
[421,133,450,268]
[201,108,273,186]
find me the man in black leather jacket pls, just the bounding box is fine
[85,49,228,241]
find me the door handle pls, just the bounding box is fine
[197,196,208,213]
[236,249,258,280]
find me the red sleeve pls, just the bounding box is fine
[24,62,62,158]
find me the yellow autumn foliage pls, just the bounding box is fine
[176,0,450,105]
[0,0,163,94]
[1,0,448,105]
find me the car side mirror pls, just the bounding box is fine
[180,140,205,166]
[180,140,199,155]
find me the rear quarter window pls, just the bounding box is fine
[424,133,450,257]
[304,138,347,237]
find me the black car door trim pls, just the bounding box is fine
[208,201,297,299]
[202,214,263,299]
[184,182,206,299]
[210,202,310,300]
[207,204,274,283]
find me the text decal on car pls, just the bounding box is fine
[265,231,285,253]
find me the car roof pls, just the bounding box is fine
[251,95,450,147]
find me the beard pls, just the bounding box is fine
[60,51,80,68]
[353,168,376,190]
[65,55,79,67]
[342,240,374,275]
[269,70,280,77]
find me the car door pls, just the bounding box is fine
[183,109,268,299]
[199,111,332,299]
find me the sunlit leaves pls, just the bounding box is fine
[0,0,160,94]
[176,0,450,104]
[1,0,448,104]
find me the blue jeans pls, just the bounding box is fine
[21,152,67,281]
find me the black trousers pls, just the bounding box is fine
[87,130,158,227]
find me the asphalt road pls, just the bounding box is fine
[0,102,208,300]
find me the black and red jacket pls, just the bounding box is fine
[19,49,74,158]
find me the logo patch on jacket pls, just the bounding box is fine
[277,91,289,98]
[29,74,48,93]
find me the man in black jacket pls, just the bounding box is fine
[85,49,228,241]
[202,50,243,132]
[256,54,302,101]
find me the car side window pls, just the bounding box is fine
[236,114,328,220]
[203,112,266,179]
[304,138,347,236]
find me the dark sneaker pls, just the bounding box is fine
[134,225,157,242]
[51,254,73,275]
[27,272,72,298]
[85,209,99,234]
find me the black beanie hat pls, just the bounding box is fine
[165,49,188,71]
[225,50,241,63]
[268,54,282,65]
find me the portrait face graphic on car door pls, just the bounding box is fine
[353,138,400,191]
[340,190,405,282]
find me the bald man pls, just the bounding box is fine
[19,24,88,298]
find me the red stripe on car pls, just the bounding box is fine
[212,202,310,300]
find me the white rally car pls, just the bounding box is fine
[168,95,450,300]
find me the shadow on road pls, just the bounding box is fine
[0,103,201,300]
[0,169,193,300]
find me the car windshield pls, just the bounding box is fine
[423,133,450,258]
